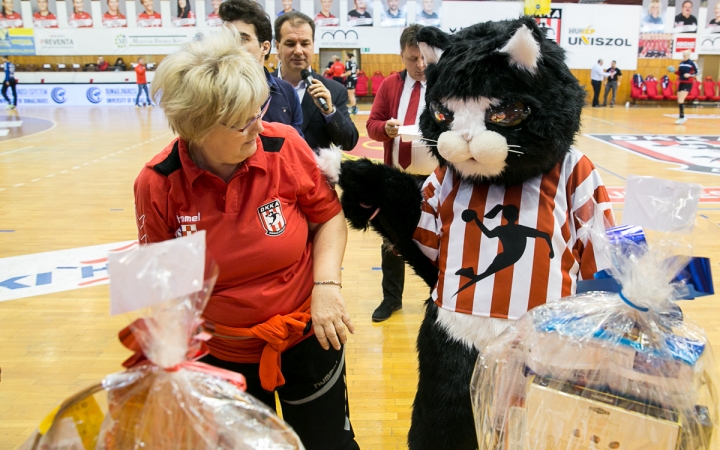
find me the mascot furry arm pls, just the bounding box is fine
[339,159,438,288]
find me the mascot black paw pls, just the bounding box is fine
[340,16,613,450]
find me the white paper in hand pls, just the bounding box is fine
[622,176,701,233]
[399,124,423,142]
[108,231,206,316]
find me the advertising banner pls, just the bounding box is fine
[33,27,200,55]
[672,33,698,58]
[17,83,150,106]
[699,34,720,54]
[36,31,77,54]
[699,0,720,53]
[559,4,641,70]
[534,8,561,44]
[0,28,36,56]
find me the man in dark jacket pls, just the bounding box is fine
[273,12,358,151]
[220,0,303,135]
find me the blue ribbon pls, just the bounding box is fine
[577,225,714,300]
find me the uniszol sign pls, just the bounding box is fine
[567,26,632,47]
[585,134,720,176]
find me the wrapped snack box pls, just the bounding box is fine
[472,177,718,450]
[21,232,304,450]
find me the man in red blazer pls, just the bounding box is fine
[366,24,437,322]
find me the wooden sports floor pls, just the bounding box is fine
[1,104,720,449]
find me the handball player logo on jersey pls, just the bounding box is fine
[257,200,286,236]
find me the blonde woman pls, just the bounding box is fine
[134,27,359,450]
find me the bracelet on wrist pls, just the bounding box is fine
[314,280,342,288]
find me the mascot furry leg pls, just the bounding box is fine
[339,159,482,450]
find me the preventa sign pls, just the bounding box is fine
[586,134,720,175]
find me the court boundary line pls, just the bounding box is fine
[0,114,57,145]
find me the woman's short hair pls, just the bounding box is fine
[151,26,268,144]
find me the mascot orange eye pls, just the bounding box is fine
[485,102,531,127]
[430,101,454,128]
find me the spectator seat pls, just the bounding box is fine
[355,70,369,97]
[644,76,664,101]
[631,73,647,102]
[686,80,700,101]
[661,75,677,100]
[371,70,385,96]
[702,77,720,101]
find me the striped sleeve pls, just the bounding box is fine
[412,167,445,263]
[565,150,615,280]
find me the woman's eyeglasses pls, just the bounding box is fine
[225,96,272,133]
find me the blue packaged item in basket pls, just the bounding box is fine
[471,176,718,450]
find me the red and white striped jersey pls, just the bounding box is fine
[412,148,614,320]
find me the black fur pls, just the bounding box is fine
[338,158,438,288]
[417,17,586,186]
[339,17,588,450]
[408,299,479,450]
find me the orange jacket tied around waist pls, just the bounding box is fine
[206,296,313,392]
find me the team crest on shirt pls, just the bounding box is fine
[258,199,286,236]
[175,224,198,237]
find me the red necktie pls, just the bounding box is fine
[399,81,421,169]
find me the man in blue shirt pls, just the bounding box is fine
[220,0,303,136]
[1,56,17,110]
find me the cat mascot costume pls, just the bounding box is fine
[338,17,614,450]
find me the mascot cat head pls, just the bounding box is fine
[416,17,586,186]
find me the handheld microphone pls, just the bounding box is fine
[300,68,330,112]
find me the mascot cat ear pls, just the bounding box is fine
[416,26,452,65]
[499,23,541,73]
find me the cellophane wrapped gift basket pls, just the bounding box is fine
[20,231,304,450]
[471,176,718,450]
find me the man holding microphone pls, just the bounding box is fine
[366,24,437,322]
[273,12,358,151]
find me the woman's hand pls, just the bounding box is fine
[309,211,352,350]
[311,285,355,351]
